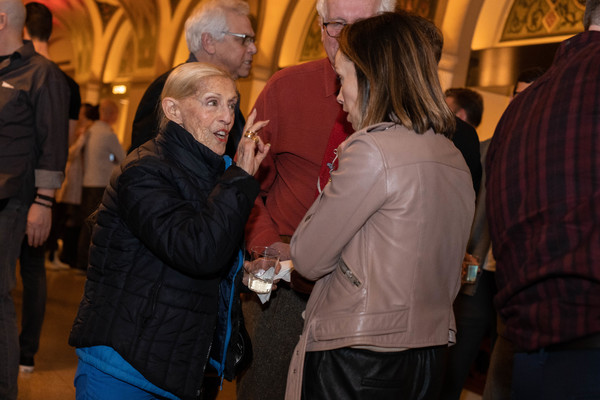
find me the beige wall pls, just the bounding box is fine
[477,90,510,142]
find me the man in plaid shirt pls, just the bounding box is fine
[486,1,600,398]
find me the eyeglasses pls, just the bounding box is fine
[222,32,256,47]
[322,21,347,38]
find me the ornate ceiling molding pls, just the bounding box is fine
[116,0,160,69]
[94,0,119,29]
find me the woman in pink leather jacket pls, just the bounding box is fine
[286,12,475,400]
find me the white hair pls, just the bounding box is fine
[185,0,250,54]
[316,0,395,19]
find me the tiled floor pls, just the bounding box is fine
[14,266,82,399]
[13,265,481,400]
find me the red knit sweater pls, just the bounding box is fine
[245,58,352,249]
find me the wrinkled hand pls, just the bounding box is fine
[236,109,270,176]
[26,203,52,247]
[269,241,291,263]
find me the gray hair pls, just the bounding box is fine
[0,0,26,31]
[584,0,600,30]
[185,0,250,54]
[316,0,395,19]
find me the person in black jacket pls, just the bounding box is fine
[128,0,257,158]
[69,62,269,400]
[395,8,482,194]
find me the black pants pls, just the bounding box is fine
[18,239,47,362]
[303,345,447,400]
[76,187,104,270]
[46,203,81,267]
[441,270,497,399]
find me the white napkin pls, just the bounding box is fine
[257,260,293,304]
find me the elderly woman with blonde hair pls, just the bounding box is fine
[69,62,269,400]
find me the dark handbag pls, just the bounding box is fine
[227,309,253,377]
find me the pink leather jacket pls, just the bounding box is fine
[285,122,475,399]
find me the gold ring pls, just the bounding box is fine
[244,131,259,144]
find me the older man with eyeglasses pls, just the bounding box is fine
[128,0,257,156]
[237,1,395,399]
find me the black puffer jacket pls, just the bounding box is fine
[69,121,259,399]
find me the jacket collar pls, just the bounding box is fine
[554,30,600,61]
[364,122,398,133]
[157,121,225,177]
[0,41,35,71]
[321,58,340,98]
[527,31,600,95]
[187,52,198,63]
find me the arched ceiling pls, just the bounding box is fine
[116,0,159,69]
[29,0,587,145]
[35,0,589,84]
[30,0,200,81]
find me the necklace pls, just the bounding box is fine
[316,149,338,195]
[316,123,396,194]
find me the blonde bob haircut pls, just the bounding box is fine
[158,62,234,132]
[337,12,455,135]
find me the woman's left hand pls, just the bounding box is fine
[236,109,270,176]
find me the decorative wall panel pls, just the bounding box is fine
[118,1,159,69]
[501,0,585,41]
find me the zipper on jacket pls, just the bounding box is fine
[138,281,162,339]
[149,282,162,315]
[339,259,361,287]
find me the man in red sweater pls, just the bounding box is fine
[237,0,395,398]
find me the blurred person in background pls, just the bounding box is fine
[511,67,545,98]
[445,88,483,129]
[52,103,100,270]
[441,86,494,400]
[75,99,124,271]
[395,8,482,200]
